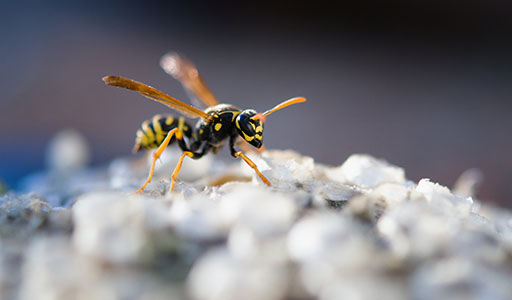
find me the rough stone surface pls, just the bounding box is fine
[2,147,512,300]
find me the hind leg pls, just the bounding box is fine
[135,128,178,193]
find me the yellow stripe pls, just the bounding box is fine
[152,115,163,133]
[176,117,185,139]
[152,115,164,144]
[142,121,154,143]
[165,116,174,125]
[140,134,148,146]
[135,129,144,148]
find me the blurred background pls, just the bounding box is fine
[0,0,511,206]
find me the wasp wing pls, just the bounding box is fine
[160,52,220,108]
[103,76,213,122]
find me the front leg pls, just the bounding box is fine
[229,136,271,186]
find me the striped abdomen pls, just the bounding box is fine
[133,115,190,152]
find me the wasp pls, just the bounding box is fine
[103,53,305,193]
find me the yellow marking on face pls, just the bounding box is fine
[215,123,222,131]
[165,116,174,125]
[232,112,240,122]
[142,121,154,143]
[242,131,254,141]
[255,134,262,139]
[255,124,263,132]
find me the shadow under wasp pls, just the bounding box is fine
[103,53,306,193]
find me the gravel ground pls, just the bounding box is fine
[2,135,512,299]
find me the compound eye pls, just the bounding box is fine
[240,119,255,136]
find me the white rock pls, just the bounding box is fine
[289,213,384,297]
[45,129,90,172]
[169,193,230,242]
[187,247,288,300]
[72,192,172,264]
[377,201,462,260]
[227,224,291,264]
[411,257,512,300]
[319,274,408,300]
[326,154,406,187]
[218,183,298,236]
[20,236,183,300]
[20,236,97,300]
[169,182,298,242]
[245,150,317,191]
[416,179,473,217]
[287,212,372,265]
[349,183,424,221]
[312,181,361,208]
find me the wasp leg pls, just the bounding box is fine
[135,128,178,194]
[234,151,271,186]
[169,151,195,193]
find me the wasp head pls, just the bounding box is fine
[235,109,263,148]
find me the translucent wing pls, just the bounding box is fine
[160,52,220,108]
[103,76,213,122]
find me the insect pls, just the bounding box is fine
[103,53,305,193]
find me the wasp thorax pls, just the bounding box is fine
[235,109,264,148]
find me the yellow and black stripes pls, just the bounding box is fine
[133,115,191,152]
